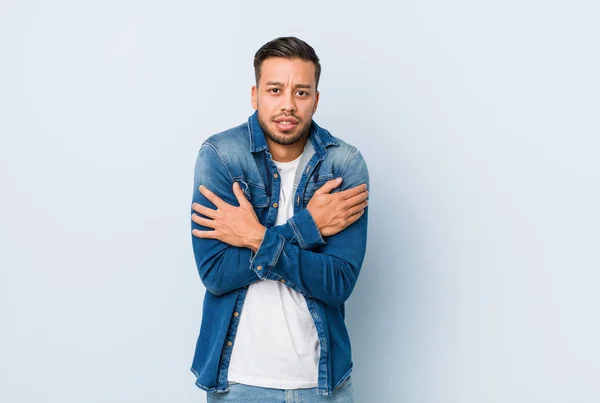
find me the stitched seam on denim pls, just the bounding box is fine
[322,336,329,396]
[333,366,353,390]
[268,234,285,267]
[267,234,285,273]
[339,146,359,179]
[248,117,266,152]
[245,181,266,190]
[288,216,308,249]
[247,119,256,151]
[313,124,339,149]
[229,175,266,191]
[216,289,246,391]
[194,379,216,393]
[313,127,325,156]
[316,124,339,147]
[305,209,325,245]
[201,142,234,183]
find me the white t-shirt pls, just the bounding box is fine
[227,153,321,389]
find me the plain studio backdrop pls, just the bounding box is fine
[1,1,598,402]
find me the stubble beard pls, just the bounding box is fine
[257,112,311,146]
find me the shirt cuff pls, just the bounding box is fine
[287,208,326,249]
[250,228,286,279]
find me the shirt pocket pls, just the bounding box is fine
[302,173,336,205]
[236,180,270,208]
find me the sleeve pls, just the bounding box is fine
[248,147,369,307]
[190,143,325,296]
[191,143,260,296]
[268,208,326,249]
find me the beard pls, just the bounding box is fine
[257,112,311,146]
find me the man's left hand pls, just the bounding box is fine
[191,182,266,253]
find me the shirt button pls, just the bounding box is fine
[273,202,278,208]
[227,341,233,347]
[257,265,262,271]
[280,279,286,283]
[273,173,279,179]
[233,312,239,317]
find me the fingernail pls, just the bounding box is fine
[336,177,342,182]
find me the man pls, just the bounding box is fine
[190,36,369,402]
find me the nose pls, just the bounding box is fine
[280,90,296,113]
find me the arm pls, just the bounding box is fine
[191,143,327,296]
[249,148,369,307]
[269,208,326,250]
[191,143,259,296]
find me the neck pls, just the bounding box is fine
[267,137,307,162]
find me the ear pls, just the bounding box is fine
[251,85,258,110]
[312,90,320,115]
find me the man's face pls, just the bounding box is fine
[252,57,320,146]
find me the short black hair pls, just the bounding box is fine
[253,36,321,89]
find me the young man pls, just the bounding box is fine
[190,37,369,402]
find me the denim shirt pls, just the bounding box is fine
[190,111,369,397]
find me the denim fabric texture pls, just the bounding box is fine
[206,377,354,403]
[190,111,369,397]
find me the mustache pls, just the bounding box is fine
[272,113,301,121]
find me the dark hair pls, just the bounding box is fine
[253,36,321,89]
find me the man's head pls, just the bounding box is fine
[252,37,321,148]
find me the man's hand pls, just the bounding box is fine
[191,182,266,253]
[307,178,369,237]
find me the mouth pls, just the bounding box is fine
[273,118,299,132]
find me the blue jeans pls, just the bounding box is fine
[206,377,354,403]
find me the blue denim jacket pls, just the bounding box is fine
[190,111,369,397]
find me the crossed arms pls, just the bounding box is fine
[190,143,369,306]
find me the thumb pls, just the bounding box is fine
[315,177,342,195]
[232,182,250,206]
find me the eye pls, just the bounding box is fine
[297,91,309,96]
[269,88,280,94]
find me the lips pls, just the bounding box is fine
[273,117,299,131]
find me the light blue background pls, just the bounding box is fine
[1,1,598,402]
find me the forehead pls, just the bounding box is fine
[259,57,316,86]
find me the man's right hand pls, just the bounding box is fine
[306,178,369,238]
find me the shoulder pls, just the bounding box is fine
[324,134,369,188]
[314,122,365,165]
[202,121,250,156]
[326,134,368,173]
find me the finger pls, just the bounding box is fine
[232,182,250,206]
[340,183,368,200]
[314,177,342,195]
[345,190,369,208]
[345,209,365,226]
[192,228,219,239]
[199,185,226,209]
[346,200,368,217]
[191,213,217,229]
[191,202,218,219]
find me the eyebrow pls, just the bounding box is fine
[265,81,313,89]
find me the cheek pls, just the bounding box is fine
[301,102,316,118]
[257,97,275,114]
[257,106,273,123]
